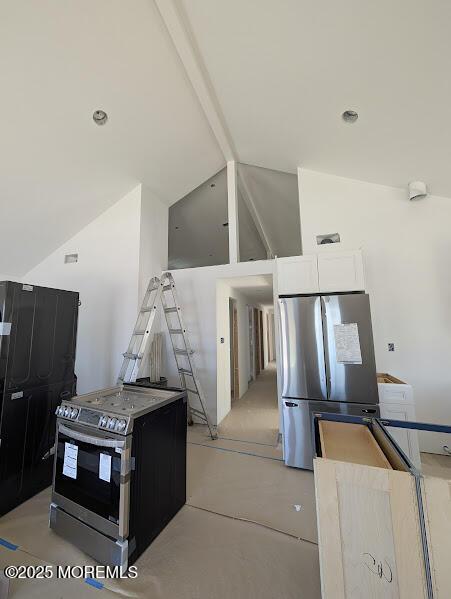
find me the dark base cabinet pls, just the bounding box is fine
[129,395,187,564]
[0,281,78,516]
[0,379,76,517]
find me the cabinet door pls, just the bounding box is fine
[318,250,365,292]
[378,382,413,405]
[380,403,421,468]
[277,255,319,295]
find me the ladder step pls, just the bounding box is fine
[175,349,194,356]
[134,329,149,336]
[140,307,154,313]
[186,388,199,395]
[169,328,184,335]
[178,368,193,376]
[164,307,178,313]
[123,352,140,360]
[162,284,173,292]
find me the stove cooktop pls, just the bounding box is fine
[56,385,186,435]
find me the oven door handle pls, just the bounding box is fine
[58,423,125,449]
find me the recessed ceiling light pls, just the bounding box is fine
[93,110,108,126]
[342,110,358,123]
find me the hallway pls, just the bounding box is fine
[218,361,280,446]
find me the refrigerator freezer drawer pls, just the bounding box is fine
[282,399,380,470]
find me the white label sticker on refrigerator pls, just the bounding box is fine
[63,442,78,479]
[333,323,362,364]
[99,453,112,483]
[0,323,11,335]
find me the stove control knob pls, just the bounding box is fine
[70,408,79,419]
[108,418,117,430]
[116,419,127,432]
[99,415,108,428]
[56,406,63,416]
[64,406,70,418]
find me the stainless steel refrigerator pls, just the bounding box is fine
[279,293,379,469]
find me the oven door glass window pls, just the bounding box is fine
[54,430,121,523]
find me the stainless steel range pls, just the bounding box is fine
[50,384,187,569]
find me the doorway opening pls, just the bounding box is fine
[216,274,279,448]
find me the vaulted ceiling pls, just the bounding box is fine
[182,0,451,193]
[0,0,223,275]
[2,1,451,275]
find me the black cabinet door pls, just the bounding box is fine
[0,389,31,514]
[5,284,78,390]
[0,380,76,516]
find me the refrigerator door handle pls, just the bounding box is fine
[320,296,331,400]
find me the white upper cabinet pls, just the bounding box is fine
[276,255,319,295]
[317,249,365,293]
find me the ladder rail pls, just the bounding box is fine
[160,272,217,439]
[118,272,217,440]
[117,277,162,384]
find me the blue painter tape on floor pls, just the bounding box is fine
[0,538,18,551]
[84,577,104,590]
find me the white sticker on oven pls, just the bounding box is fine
[63,442,78,479]
[0,323,11,335]
[99,453,112,483]
[333,323,362,364]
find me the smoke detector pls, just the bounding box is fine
[408,181,427,201]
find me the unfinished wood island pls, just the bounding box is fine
[314,419,432,599]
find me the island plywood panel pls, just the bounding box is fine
[314,459,427,599]
[319,420,393,469]
[422,476,451,599]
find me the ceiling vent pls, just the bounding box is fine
[316,233,340,245]
[64,253,78,264]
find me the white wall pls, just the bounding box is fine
[138,186,169,301]
[299,169,451,453]
[24,186,142,393]
[167,260,278,425]
[137,186,169,378]
[24,184,169,395]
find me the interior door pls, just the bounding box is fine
[229,300,239,401]
[278,297,327,400]
[254,308,260,376]
[322,293,378,404]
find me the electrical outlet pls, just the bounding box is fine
[388,343,395,352]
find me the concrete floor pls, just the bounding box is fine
[0,364,321,599]
[217,362,280,446]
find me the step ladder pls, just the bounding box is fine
[117,272,217,440]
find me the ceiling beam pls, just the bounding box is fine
[155,0,273,261]
[237,168,273,259]
[155,0,236,161]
